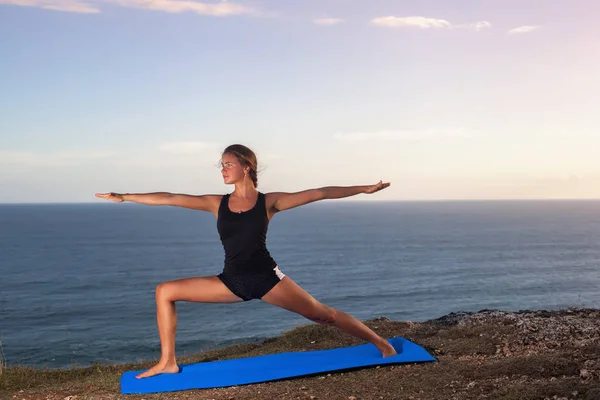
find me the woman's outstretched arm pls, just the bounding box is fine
[268,181,390,213]
[320,181,390,199]
[95,192,220,212]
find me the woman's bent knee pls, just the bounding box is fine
[156,282,175,302]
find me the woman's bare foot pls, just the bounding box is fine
[378,340,398,358]
[136,361,180,379]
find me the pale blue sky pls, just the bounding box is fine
[1,0,599,203]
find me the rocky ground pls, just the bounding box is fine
[2,307,599,400]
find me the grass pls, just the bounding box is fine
[1,309,599,400]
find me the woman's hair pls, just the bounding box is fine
[222,144,259,187]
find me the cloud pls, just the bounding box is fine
[313,17,344,26]
[0,146,221,169]
[158,141,222,155]
[370,16,491,31]
[0,0,256,15]
[0,149,116,166]
[333,129,480,143]
[0,0,100,13]
[467,21,492,31]
[116,0,253,16]
[371,16,451,29]
[507,25,541,35]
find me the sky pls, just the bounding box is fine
[1,0,599,203]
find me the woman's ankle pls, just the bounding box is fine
[158,356,177,366]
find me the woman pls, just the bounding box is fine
[96,144,396,379]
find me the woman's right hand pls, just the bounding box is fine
[95,192,125,203]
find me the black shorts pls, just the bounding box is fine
[217,265,286,301]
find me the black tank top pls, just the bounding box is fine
[216,192,277,273]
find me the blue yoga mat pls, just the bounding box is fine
[121,336,436,394]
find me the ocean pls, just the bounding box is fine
[1,200,599,369]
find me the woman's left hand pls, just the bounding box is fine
[364,180,391,194]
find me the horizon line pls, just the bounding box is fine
[1,197,600,205]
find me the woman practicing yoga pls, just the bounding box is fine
[95,144,396,379]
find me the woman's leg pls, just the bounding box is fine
[136,275,244,378]
[260,276,397,357]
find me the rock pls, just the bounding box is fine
[579,369,591,379]
[372,317,390,322]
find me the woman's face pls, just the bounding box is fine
[220,153,246,184]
